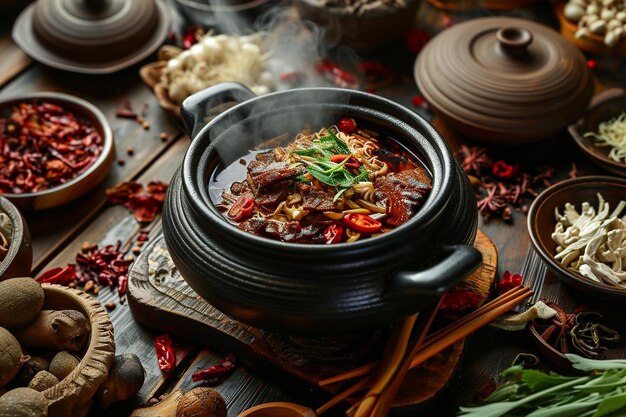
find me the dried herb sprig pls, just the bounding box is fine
[455,146,554,222]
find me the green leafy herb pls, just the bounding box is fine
[458,354,626,417]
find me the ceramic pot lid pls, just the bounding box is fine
[12,0,172,74]
[415,17,594,139]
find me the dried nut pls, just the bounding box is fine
[590,19,607,34]
[0,327,29,387]
[105,302,116,311]
[602,0,614,5]
[607,18,622,30]
[49,352,80,381]
[176,387,227,417]
[617,11,626,21]
[0,278,44,328]
[0,387,48,417]
[84,280,94,293]
[586,14,600,24]
[605,30,619,46]
[13,310,90,352]
[570,0,588,6]
[14,357,49,387]
[614,26,624,38]
[28,371,58,392]
[565,3,586,21]
[97,354,145,409]
[601,7,616,20]
[587,3,600,14]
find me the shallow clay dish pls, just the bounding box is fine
[0,196,32,281]
[295,0,421,52]
[40,284,115,417]
[568,88,626,177]
[12,0,172,74]
[556,2,626,59]
[0,92,115,211]
[528,176,626,301]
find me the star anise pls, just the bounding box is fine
[455,146,492,175]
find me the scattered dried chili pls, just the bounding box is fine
[36,265,76,285]
[411,95,427,109]
[405,28,431,54]
[530,302,621,358]
[191,353,236,382]
[106,181,168,223]
[155,334,176,373]
[315,61,359,89]
[454,146,554,222]
[182,26,203,49]
[0,101,103,194]
[498,271,523,295]
[440,290,482,312]
[357,60,394,90]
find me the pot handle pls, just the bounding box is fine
[180,82,257,140]
[387,244,482,299]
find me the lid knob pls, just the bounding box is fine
[83,0,105,9]
[496,27,533,54]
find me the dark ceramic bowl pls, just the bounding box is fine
[0,196,32,281]
[162,82,481,334]
[295,0,421,52]
[0,92,115,210]
[528,176,626,301]
[173,0,273,34]
[568,88,626,177]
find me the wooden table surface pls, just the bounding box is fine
[1,2,625,416]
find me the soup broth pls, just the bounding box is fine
[209,119,432,244]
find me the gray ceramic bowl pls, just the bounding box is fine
[0,196,32,281]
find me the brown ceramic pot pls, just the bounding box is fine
[415,17,594,144]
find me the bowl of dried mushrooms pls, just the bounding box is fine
[528,176,626,300]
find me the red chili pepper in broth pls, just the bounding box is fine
[343,213,382,234]
[330,154,359,169]
[155,334,176,373]
[228,192,255,221]
[192,353,236,382]
[324,223,344,244]
[338,118,357,134]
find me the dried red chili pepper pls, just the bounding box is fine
[37,265,77,285]
[440,290,482,312]
[182,27,202,49]
[107,181,168,223]
[324,223,343,244]
[338,118,357,134]
[405,28,431,54]
[330,154,359,169]
[155,334,176,373]
[75,241,132,301]
[191,353,236,382]
[227,192,255,221]
[491,161,517,179]
[315,61,359,89]
[411,95,427,109]
[0,100,103,194]
[498,271,523,294]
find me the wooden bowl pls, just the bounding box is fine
[40,284,115,417]
[568,88,626,177]
[139,61,181,120]
[0,93,115,210]
[295,0,421,52]
[0,196,32,281]
[527,176,626,301]
[556,2,626,58]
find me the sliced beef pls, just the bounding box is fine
[255,181,290,209]
[238,217,268,235]
[297,183,336,211]
[246,161,303,194]
[230,181,249,195]
[255,151,278,164]
[374,167,431,227]
[264,220,325,243]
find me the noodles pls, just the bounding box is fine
[212,120,432,244]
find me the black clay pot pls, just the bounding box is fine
[163,83,481,335]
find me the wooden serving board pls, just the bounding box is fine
[127,230,497,412]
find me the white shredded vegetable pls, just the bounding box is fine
[584,112,626,163]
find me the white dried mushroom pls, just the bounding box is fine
[566,0,626,47]
[552,193,626,288]
[160,33,273,104]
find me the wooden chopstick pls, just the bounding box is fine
[318,286,531,388]
[315,377,371,415]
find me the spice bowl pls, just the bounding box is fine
[568,88,626,177]
[295,0,421,52]
[40,284,115,417]
[527,176,626,301]
[0,92,115,210]
[0,196,32,281]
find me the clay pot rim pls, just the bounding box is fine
[175,0,272,13]
[0,92,114,208]
[297,0,420,18]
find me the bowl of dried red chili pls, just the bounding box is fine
[0,93,115,210]
[0,196,32,281]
